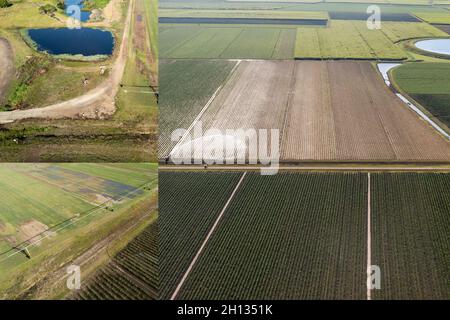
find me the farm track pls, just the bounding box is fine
[174,60,450,163]
[0,0,134,124]
[0,38,14,104]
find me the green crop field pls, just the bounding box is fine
[159,171,243,299]
[413,12,450,24]
[295,21,446,60]
[372,173,450,299]
[160,25,298,59]
[392,63,450,129]
[159,59,237,157]
[0,163,157,299]
[159,171,450,300]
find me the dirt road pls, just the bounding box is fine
[0,0,134,124]
[0,38,14,104]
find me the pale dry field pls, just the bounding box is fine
[191,60,450,162]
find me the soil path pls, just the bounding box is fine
[0,38,14,104]
[0,0,134,124]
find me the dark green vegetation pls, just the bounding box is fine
[0,163,157,299]
[392,63,450,129]
[0,0,11,8]
[160,171,450,300]
[159,171,367,299]
[372,173,450,300]
[161,25,298,59]
[159,171,242,299]
[73,217,159,300]
[159,59,236,157]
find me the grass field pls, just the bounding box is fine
[161,24,298,59]
[295,21,446,60]
[160,171,450,299]
[72,211,159,300]
[160,0,450,13]
[0,163,157,299]
[392,63,450,129]
[413,12,450,24]
[372,173,450,299]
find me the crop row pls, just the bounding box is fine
[160,171,450,300]
[73,221,159,300]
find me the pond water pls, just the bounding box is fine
[27,28,114,56]
[415,39,450,56]
[65,0,90,22]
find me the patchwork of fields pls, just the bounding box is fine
[161,60,450,162]
[73,217,159,300]
[159,171,450,300]
[160,21,447,60]
[161,25,298,59]
[0,163,157,299]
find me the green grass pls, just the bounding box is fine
[372,173,450,299]
[413,12,450,24]
[0,163,157,299]
[381,22,447,43]
[294,21,447,60]
[392,63,450,128]
[295,21,407,60]
[160,25,297,59]
[160,0,450,13]
[0,0,65,28]
[159,59,237,157]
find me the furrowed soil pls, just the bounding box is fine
[187,60,450,162]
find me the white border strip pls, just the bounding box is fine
[366,172,372,301]
[170,171,247,300]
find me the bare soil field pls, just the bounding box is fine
[183,60,450,162]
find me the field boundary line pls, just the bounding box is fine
[170,171,247,300]
[169,84,223,157]
[367,172,372,301]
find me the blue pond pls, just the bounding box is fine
[27,28,114,56]
[415,39,450,56]
[65,0,91,22]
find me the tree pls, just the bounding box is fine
[39,4,57,15]
[56,0,65,10]
[0,0,12,8]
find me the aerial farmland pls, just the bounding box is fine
[0,163,158,299]
[159,0,450,300]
